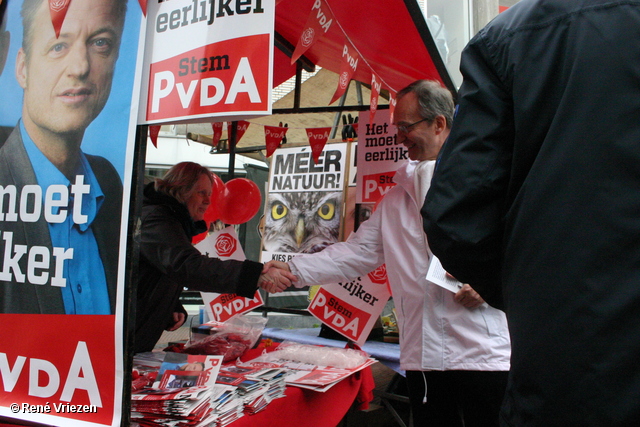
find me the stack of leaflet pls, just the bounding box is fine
[215,365,288,417]
[131,352,165,392]
[130,386,214,426]
[240,342,378,392]
[243,368,287,414]
[284,359,377,392]
[130,353,224,426]
[209,384,244,427]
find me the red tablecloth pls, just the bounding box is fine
[1,341,375,427]
[229,341,375,427]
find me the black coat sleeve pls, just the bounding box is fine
[140,205,261,299]
[422,30,514,310]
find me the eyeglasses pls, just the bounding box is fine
[395,117,430,134]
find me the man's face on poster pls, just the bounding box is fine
[15,0,123,140]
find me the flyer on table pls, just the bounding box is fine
[0,0,142,426]
[139,0,275,124]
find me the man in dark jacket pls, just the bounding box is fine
[422,0,640,425]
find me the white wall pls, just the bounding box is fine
[145,135,267,173]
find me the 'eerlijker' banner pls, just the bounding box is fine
[307,265,391,345]
[139,0,275,124]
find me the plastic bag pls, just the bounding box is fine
[247,341,369,369]
[183,315,266,363]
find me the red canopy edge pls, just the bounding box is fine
[273,0,457,98]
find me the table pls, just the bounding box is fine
[260,328,409,427]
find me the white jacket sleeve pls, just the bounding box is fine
[289,204,386,287]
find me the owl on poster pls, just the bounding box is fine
[262,191,342,254]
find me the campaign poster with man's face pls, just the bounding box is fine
[0,0,141,425]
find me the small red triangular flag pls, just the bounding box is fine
[227,120,250,147]
[290,0,334,64]
[49,0,71,38]
[306,127,331,164]
[210,122,224,146]
[369,72,382,125]
[330,42,359,105]
[264,125,289,157]
[149,125,161,148]
[138,0,147,17]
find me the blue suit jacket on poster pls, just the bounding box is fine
[0,125,122,314]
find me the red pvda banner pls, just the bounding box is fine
[147,35,270,122]
[0,315,116,426]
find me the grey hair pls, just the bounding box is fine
[397,80,454,128]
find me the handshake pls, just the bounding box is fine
[258,261,298,293]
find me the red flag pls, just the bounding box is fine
[138,0,147,17]
[48,0,71,38]
[291,0,334,64]
[227,120,250,147]
[210,122,223,147]
[388,91,397,124]
[330,42,359,104]
[306,127,331,164]
[149,125,161,148]
[264,125,289,157]
[369,72,382,125]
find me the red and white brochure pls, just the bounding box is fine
[285,358,376,392]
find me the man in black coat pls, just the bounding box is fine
[423,0,640,425]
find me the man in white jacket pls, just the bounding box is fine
[265,80,510,427]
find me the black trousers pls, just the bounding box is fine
[405,370,508,427]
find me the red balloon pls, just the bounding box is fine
[212,173,224,194]
[217,178,262,225]
[204,173,224,222]
[203,202,218,223]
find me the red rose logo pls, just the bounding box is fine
[370,95,378,110]
[368,264,388,284]
[50,0,69,12]
[215,233,237,257]
[339,71,350,89]
[301,27,315,48]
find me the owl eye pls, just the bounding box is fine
[271,203,288,220]
[317,202,335,220]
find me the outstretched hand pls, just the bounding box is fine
[258,261,297,293]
